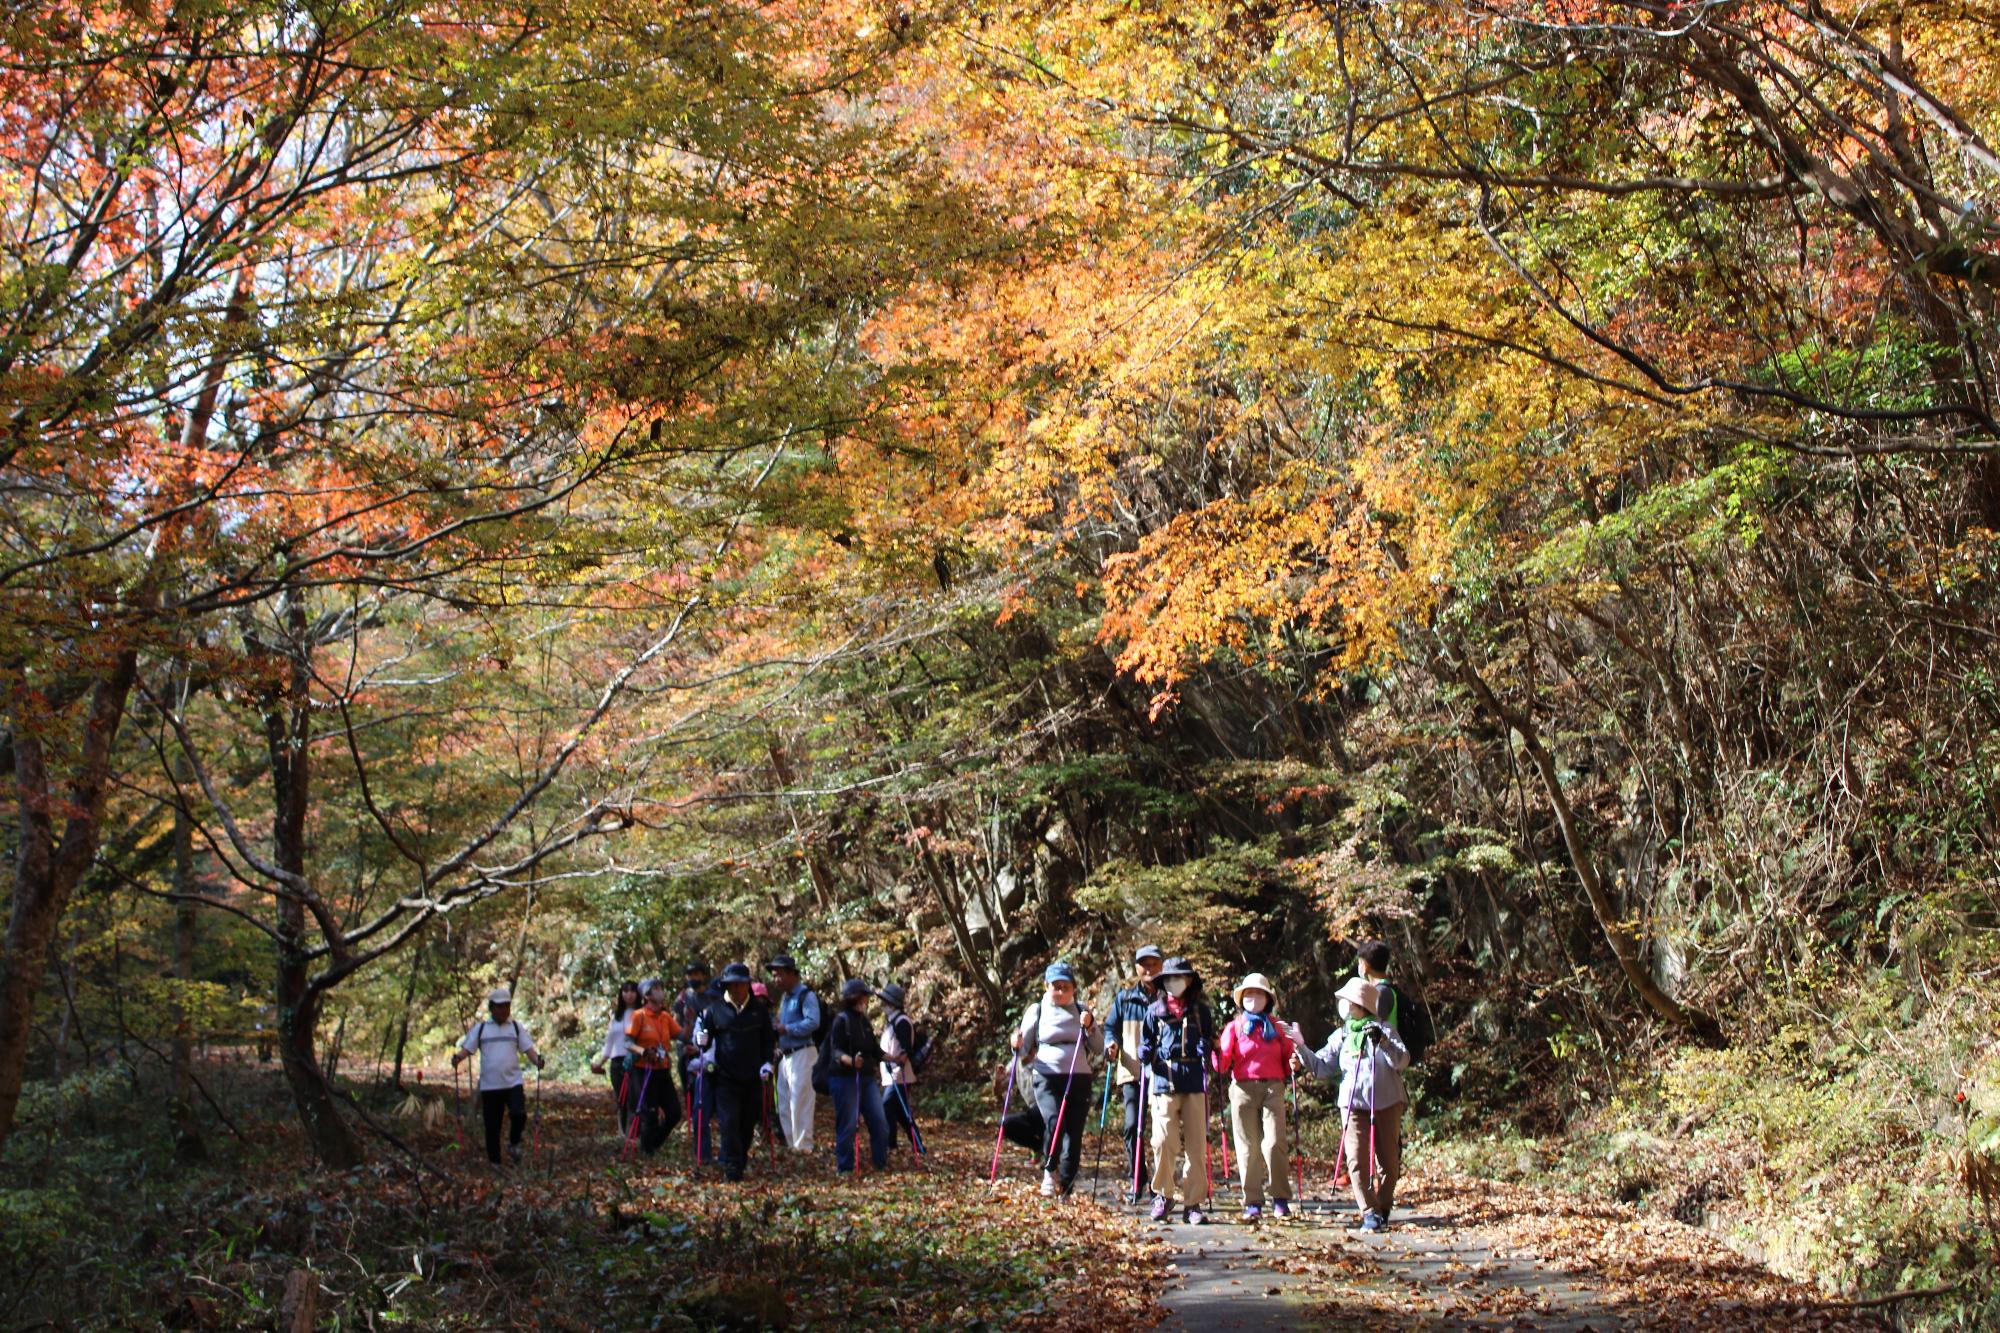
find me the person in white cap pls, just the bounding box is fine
[1289,976,1408,1231]
[1213,972,1296,1221]
[451,986,545,1166]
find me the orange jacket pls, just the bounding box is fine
[625,1008,682,1069]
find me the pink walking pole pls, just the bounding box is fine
[1133,1069,1147,1197]
[989,1052,1020,1184]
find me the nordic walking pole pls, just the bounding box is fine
[759,1073,778,1165]
[1132,1068,1147,1199]
[694,1063,707,1167]
[1090,1061,1113,1200]
[621,1065,653,1159]
[989,1052,1020,1185]
[890,1079,927,1166]
[1289,1074,1305,1203]
[1045,1025,1088,1193]
[450,1064,466,1154]
[530,1066,545,1158]
[615,1065,631,1135]
[1365,1030,1379,1222]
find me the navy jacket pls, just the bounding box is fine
[697,994,776,1083]
[1139,994,1216,1096]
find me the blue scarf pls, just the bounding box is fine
[1241,1010,1278,1043]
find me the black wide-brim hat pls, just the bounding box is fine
[1156,956,1196,979]
[766,954,799,973]
[719,962,754,984]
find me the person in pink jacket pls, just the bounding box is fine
[1212,972,1296,1220]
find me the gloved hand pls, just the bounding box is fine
[1363,1022,1388,1044]
[759,1062,774,1080]
[650,1045,668,1063]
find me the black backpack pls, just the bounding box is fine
[809,990,832,1045]
[890,1012,933,1073]
[1380,982,1436,1063]
[810,1010,845,1097]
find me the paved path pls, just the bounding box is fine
[1143,1178,1885,1331]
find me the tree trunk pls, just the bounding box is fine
[1450,649,1719,1041]
[263,597,364,1168]
[170,747,206,1162]
[0,655,139,1150]
[390,936,423,1091]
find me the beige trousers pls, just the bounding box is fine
[1342,1101,1404,1216]
[1148,1090,1209,1205]
[1228,1078,1290,1207]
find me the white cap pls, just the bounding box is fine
[488,986,512,1006]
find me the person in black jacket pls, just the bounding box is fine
[690,962,776,1182]
[1139,957,1217,1224]
[827,978,890,1174]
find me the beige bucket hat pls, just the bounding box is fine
[1232,973,1277,1007]
[1334,976,1381,1017]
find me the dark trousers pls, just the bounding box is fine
[711,1075,759,1180]
[480,1085,527,1163]
[1033,1071,1091,1189]
[1121,1079,1149,1193]
[608,1058,631,1133]
[884,1081,918,1150]
[634,1065,684,1155]
[831,1071,889,1172]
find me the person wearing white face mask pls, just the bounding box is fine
[1139,957,1217,1224]
[1288,977,1409,1232]
[1213,973,1296,1221]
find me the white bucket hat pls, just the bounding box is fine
[1232,973,1277,1007]
[487,986,512,1006]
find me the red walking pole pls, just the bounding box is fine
[622,1066,653,1159]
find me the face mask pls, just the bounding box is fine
[1242,995,1266,1014]
[1337,999,1356,1021]
[1164,977,1189,997]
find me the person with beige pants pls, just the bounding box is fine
[1291,976,1411,1232]
[1139,956,1218,1224]
[1213,973,1297,1220]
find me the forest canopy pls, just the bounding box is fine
[3,0,1999,1327]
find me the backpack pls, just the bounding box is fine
[1380,981,1435,1063]
[891,1012,933,1073]
[810,1010,845,1097]
[809,990,832,1045]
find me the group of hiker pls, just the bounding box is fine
[450,941,1425,1232]
[576,957,928,1179]
[1000,942,1415,1230]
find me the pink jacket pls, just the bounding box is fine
[1212,1014,1294,1082]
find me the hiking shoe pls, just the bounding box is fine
[1184,1207,1207,1226]
[1241,1205,1261,1223]
[506,1143,522,1165]
[1149,1193,1170,1222]
[1039,1171,1057,1198]
[1271,1199,1292,1219]
[1359,1210,1382,1232]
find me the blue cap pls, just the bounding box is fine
[1044,961,1078,985]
